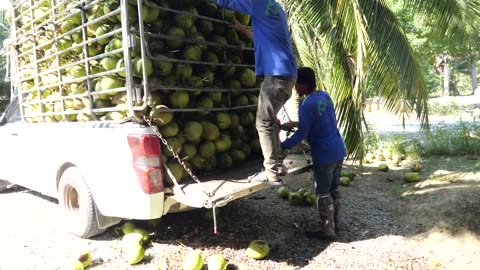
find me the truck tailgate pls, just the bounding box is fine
[167,154,312,209]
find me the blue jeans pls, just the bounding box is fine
[312,159,344,196]
[256,76,295,181]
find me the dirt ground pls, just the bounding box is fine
[0,155,479,270]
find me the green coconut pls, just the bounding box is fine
[214,135,232,153]
[207,254,226,270]
[215,112,231,129]
[159,121,179,137]
[165,27,185,49]
[230,149,246,163]
[198,141,216,158]
[277,186,290,200]
[289,192,303,206]
[169,91,190,108]
[239,68,256,87]
[378,163,389,172]
[150,105,173,126]
[201,121,220,141]
[245,240,270,260]
[339,176,351,186]
[180,143,197,161]
[183,121,203,142]
[216,152,233,169]
[182,251,204,270]
[182,45,202,61]
[404,172,421,182]
[165,161,184,183]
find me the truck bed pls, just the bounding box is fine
[166,154,312,210]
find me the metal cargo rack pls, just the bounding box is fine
[9,0,259,123]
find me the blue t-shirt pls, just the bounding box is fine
[281,91,347,166]
[215,0,297,78]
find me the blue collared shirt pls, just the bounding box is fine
[215,0,297,78]
[281,91,347,165]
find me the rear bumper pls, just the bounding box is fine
[99,191,165,220]
[163,154,312,212]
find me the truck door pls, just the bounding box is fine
[0,98,22,183]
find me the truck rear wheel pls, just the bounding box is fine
[58,167,103,238]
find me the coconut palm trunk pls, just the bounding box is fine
[442,56,450,96]
[471,58,478,96]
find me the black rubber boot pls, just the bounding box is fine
[305,195,336,240]
[331,190,341,231]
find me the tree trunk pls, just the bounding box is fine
[443,57,450,96]
[449,75,460,96]
[471,61,478,96]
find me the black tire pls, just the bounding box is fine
[58,167,103,238]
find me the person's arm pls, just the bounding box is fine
[280,121,298,131]
[230,20,253,41]
[215,0,254,15]
[281,104,312,149]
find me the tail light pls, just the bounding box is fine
[127,134,164,194]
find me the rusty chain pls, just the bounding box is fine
[143,116,215,198]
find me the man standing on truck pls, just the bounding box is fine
[280,67,347,240]
[215,0,297,185]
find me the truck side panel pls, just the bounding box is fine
[6,122,165,219]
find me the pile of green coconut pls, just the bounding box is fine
[13,0,261,180]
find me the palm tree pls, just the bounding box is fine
[0,8,11,112]
[283,0,480,161]
[0,9,9,77]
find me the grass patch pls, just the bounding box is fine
[423,157,479,173]
[423,121,480,156]
[364,121,480,158]
[428,101,475,116]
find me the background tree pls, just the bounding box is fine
[392,0,480,96]
[414,0,480,97]
[284,0,429,161]
[0,8,11,113]
[283,0,480,160]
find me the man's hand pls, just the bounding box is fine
[229,20,253,41]
[281,122,298,131]
[229,20,245,31]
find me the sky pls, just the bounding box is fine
[0,1,12,11]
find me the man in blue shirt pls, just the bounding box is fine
[281,67,347,240]
[215,0,297,184]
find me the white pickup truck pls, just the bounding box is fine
[0,97,310,238]
[0,0,310,238]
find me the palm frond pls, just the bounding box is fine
[407,0,480,37]
[285,0,429,161]
[361,0,429,127]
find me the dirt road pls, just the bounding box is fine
[0,157,479,270]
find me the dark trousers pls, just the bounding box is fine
[312,159,344,196]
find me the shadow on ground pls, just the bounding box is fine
[108,189,331,268]
[339,156,480,241]
[4,156,478,269]
[87,155,480,268]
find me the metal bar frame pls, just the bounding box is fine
[10,0,259,123]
